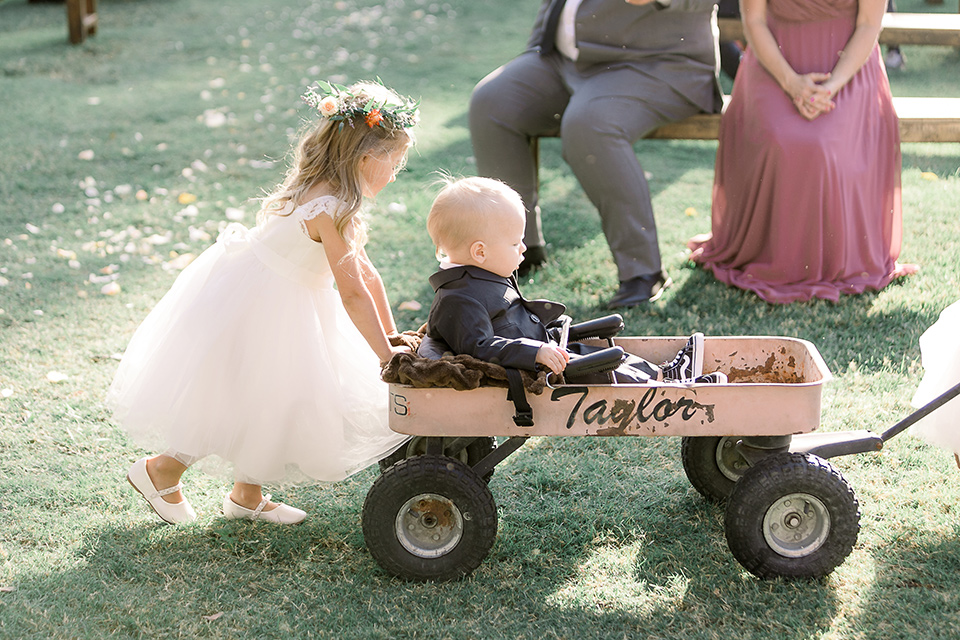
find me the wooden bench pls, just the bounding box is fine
[646,96,960,143]
[66,0,98,44]
[718,13,960,48]
[29,0,98,44]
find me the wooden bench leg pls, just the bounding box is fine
[67,0,98,44]
[86,0,98,36]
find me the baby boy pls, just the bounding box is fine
[418,176,721,384]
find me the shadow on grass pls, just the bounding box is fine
[5,443,847,637]
[852,528,960,640]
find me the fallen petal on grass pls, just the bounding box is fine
[101,282,122,295]
[46,372,68,383]
[164,254,196,271]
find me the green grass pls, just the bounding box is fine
[2,0,960,637]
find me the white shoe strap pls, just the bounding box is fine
[252,494,271,519]
[154,482,183,499]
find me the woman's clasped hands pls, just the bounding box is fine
[789,71,835,120]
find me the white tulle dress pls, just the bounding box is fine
[106,196,408,485]
[910,299,960,454]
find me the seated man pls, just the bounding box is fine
[419,177,725,385]
[469,0,722,308]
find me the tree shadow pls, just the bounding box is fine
[849,529,960,640]
[2,439,846,638]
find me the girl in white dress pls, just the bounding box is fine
[911,299,960,461]
[107,81,418,525]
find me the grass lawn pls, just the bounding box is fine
[1,0,960,637]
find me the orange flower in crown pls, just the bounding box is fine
[302,80,419,131]
[365,108,384,128]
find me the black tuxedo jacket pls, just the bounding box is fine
[419,266,566,370]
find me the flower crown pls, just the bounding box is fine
[302,80,420,130]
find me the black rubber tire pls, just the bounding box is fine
[680,436,749,502]
[378,437,497,481]
[362,455,498,582]
[724,452,860,579]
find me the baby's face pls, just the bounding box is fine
[478,205,526,278]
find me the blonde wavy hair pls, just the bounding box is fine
[259,82,415,249]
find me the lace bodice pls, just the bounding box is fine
[245,196,345,289]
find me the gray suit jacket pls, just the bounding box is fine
[527,0,722,113]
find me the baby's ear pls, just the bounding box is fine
[469,240,486,264]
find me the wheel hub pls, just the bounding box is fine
[717,437,748,482]
[762,493,831,558]
[395,493,464,558]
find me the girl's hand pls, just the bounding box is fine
[380,344,411,368]
[536,344,570,375]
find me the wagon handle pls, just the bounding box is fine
[546,317,573,388]
[880,379,960,442]
[558,315,572,351]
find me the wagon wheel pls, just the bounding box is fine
[362,455,498,582]
[378,436,497,480]
[680,436,750,502]
[724,452,860,579]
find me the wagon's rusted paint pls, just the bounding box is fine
[388,337,831,438]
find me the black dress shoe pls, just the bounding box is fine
[605,272,673,309]
[517,246,547,278]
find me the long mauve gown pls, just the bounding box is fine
[688,0,916,304]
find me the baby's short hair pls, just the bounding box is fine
[427,176,523,256]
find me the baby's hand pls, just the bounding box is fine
[536,344,569,375]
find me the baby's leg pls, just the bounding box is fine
[615,354,661,383]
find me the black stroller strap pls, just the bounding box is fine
[505,368,534,427]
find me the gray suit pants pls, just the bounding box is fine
[470,51,703,281]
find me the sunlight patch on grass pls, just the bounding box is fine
[547,538,689,616]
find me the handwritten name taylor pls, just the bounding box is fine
[551,386,715,435]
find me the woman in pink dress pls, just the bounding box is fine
[688,0,917,303]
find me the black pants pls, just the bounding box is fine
[565,343,659,384]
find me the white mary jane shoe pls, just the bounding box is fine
[222,493,306,525]
[127,457,197,525]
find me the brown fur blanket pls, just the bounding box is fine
[383,330,546,394]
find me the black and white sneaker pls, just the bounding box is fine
[692,371,727,384]
[661,333,704,382]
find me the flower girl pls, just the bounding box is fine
[107,81,418,524]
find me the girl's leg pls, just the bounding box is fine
[128,450,198,524]
[145,454,189,504]
[225,481,306,524]
[229,481,281,512]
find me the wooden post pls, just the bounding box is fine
[66,0,98,45]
